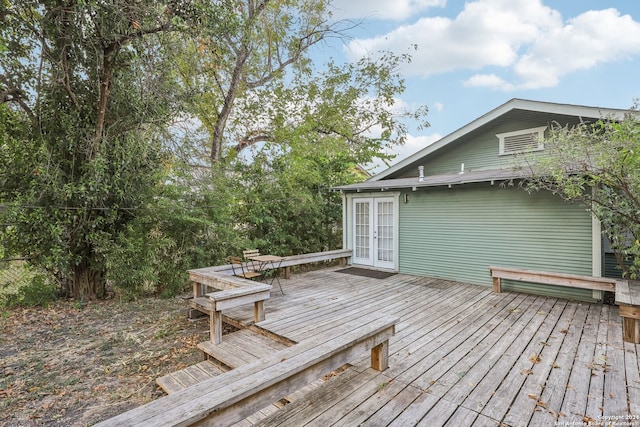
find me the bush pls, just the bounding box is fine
[1,272,58,308]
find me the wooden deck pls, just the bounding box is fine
[197,267,640,426]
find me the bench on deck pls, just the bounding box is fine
[615,280,640,343]
[488,266,616,294]
[95,313,398,427]
[187,270,272,344]
[189,249,352,281]
[489,266,640,343]
[278,249,352,279]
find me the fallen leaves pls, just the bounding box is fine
[0,384,14,398]
[0,296,208,424]
[527,394,564,419]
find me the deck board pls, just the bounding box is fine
[179,267,639,426]
[480,297,567,421]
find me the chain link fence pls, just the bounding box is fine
[0,257,44,306]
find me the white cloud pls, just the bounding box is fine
[345,0,640,90]
[512,8,640,89]
[330,0,445,21]
[463,74,515,91]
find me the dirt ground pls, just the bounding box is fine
[0,296,212,426]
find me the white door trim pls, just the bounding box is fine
[347,193,399,270]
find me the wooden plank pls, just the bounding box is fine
[208,288,270,312]
[623,340,640,417]
[291,369,391,426]
[426,294,544,404]
[140,269,640,426]
[456,296,551,412]
[357,384,423,427]
[277,281,415,339]
[619,304,640,319]
[96,314,397,427]
[251,365,371,426]
[156,374,188,395]
[585,304,610,421]
[221,330,290,360]
[415,397,458,426]
[386,391,442,426]
[210,309,222,345]
[528,302,589,425]
[398,293,526,388]
[443,405,483,426]
[559,303,602,420]
[489,266,616,292]
[332,377,412,426]
[616,280,640,306]
[278,249,352,268]
[368,285,494,373]
[266,290,408,342]
[175,324,397,426]
[502,301,580,426]
[481,298,567,421]
[267,276,414,337]
[198,340,256,368]
[602,307,629,418]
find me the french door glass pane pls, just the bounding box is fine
[354,202,370,259]
[377,201,393,262]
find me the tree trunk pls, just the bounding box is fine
[67,260,105,301]
[210,45,250,163]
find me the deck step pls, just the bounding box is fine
[156,360,228,394]
[198,328,292,368]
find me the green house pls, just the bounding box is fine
[335,99,628,301]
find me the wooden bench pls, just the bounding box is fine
[488,266,616,294]
[615,280,640,343]
[278,249,352,279]
[95,313,398,427]
[186,270,272,344]
[489,266,640,343]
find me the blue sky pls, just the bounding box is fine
[322,0,640,171]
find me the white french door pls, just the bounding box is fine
[352,197,395,269]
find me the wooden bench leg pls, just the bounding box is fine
[193,281,205,298]
[284,266,291,279]
[371,339,389,371]
[619,305,640,343]
[211,309,223,345]
[493,277,502,293]
[254,300,265,323]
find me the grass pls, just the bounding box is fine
[0,295,210,426]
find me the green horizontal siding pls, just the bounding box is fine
[604,252,625,279]
[420,121,545,175]
[399,184,595,301]
[417,117,586,177]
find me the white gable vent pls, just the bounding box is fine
[497,126,546,155]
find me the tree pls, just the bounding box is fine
[525,107,640,278]
[206,49,427,257]
[1,0,429,301]
[0,1,211,299]
[175,0,367,163]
